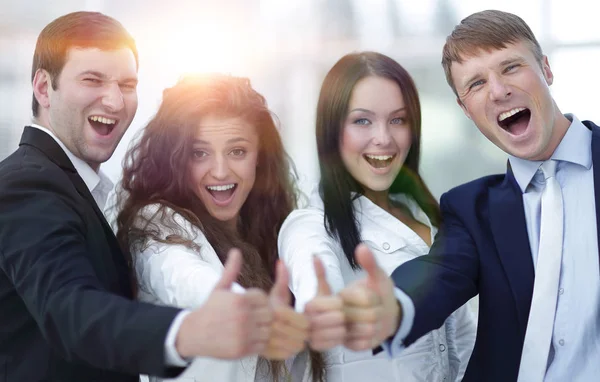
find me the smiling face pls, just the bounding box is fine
[340,75,412,199]
[34,47,138,171]
[188,115,259,228]
[451,40,569,160]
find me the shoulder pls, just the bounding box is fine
[442,174,506,205]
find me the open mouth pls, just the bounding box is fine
[363,154,396,169]
[206,183,237,205]
[88,115,117,136]
[498,107,531,136]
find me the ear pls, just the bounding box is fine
[456,97,472,120]
[541,55,554,86]
[32,69,52,110]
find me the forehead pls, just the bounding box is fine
[194,115,258,143]
[61,47,137,79]
[349,75,404,108]
[450,41,535,81]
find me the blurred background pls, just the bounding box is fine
[1,0,599,199]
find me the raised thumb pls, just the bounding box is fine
[215,248,242,290]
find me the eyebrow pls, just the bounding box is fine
[193,137,251,145]
[349,107,406,115]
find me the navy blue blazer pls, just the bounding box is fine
[391,120,600,381]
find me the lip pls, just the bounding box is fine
[362,153,397,174]
[496,106,527,123]
[88,115,120,140]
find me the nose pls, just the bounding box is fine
[373,122,392,146]
[488,74,511,102]
[210,155,230,180]
[102,82,125,112]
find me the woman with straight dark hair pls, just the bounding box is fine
[278,52,476,381]
[115,74,325,382]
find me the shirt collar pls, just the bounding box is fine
[508,114,592,193]
[29,123,113,194]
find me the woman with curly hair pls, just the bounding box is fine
[115,74,326,381]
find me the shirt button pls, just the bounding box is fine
[559,288,564,295]
[559,339,565,346]
[382,242,390,250]
[439,344,446,352]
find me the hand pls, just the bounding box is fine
[176,249,273,359]
[304,256,346,351]
[261,260,309,360]
[339,244,402,351]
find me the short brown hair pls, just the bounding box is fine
[442,10,543,96]
[31,11,138,117]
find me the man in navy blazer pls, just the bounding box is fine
[337,9,600,382]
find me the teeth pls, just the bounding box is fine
[89,116,116,125]
[365,154,393,161]
[206,184,235,191]
[498,107,526,122]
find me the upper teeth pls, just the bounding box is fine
[207,184,235,191]
[498,108,526,122]
[89,116,116,125]
[366,154,393,161]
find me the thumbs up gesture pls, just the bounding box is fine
[261,260,309,360]
[303,256,346,351]
[339,244,402,351]
[175,249,273,359]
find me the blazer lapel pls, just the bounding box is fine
[20,126,132,295]
[584,120,600,272]
[489,165,535,332]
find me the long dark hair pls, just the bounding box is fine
[316,52,441,269]
[115,74,324,381]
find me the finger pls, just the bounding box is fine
[344,338,376,352]
[270,260,291,306]
[304,295,343,314]
[354,244,383,292]
[273,305,309,331]
[313,256,332,296]
[345,322,377,339]
[214,248,242,290]
[271,320,308,343]
[344,305,382,323]
[339,285,381,308]
[306,310,345,329]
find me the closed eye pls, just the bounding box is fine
[83,78,102,85]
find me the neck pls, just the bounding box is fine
[363,189,392,212]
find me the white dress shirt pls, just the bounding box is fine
[508,115,600,381]
[30,125,189,370]
[278,187,477,381]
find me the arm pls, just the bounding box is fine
[391,193,479,348]
[0,166,182,377]
[278,208,346,350]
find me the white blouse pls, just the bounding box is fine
[278,187,476,382]
[133,204,310,382]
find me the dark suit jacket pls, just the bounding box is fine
[0,127,184,381]
[391,121,600,381]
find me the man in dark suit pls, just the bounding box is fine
[336,10,600,382]
[0,12,275,381]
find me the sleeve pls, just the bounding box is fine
[0,165,184,378]
[390,192,479,347]
[135,235,244,310]
[277,208,346,312]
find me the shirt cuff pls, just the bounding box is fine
[164,310,193,366]
[380,287,415,357]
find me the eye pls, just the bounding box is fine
[230,148,246,157]
[504,64,520,73]
[192,149,208,159]
[120,83,137,91]
[390,117,406,125]
[469,79,485,90]
[354,118,371,126]
[83,78,102,85]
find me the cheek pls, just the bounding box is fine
[340,127,368,158]
[392,128,412,150]
[188,162,209,193]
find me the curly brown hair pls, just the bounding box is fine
[115,73,324,381]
